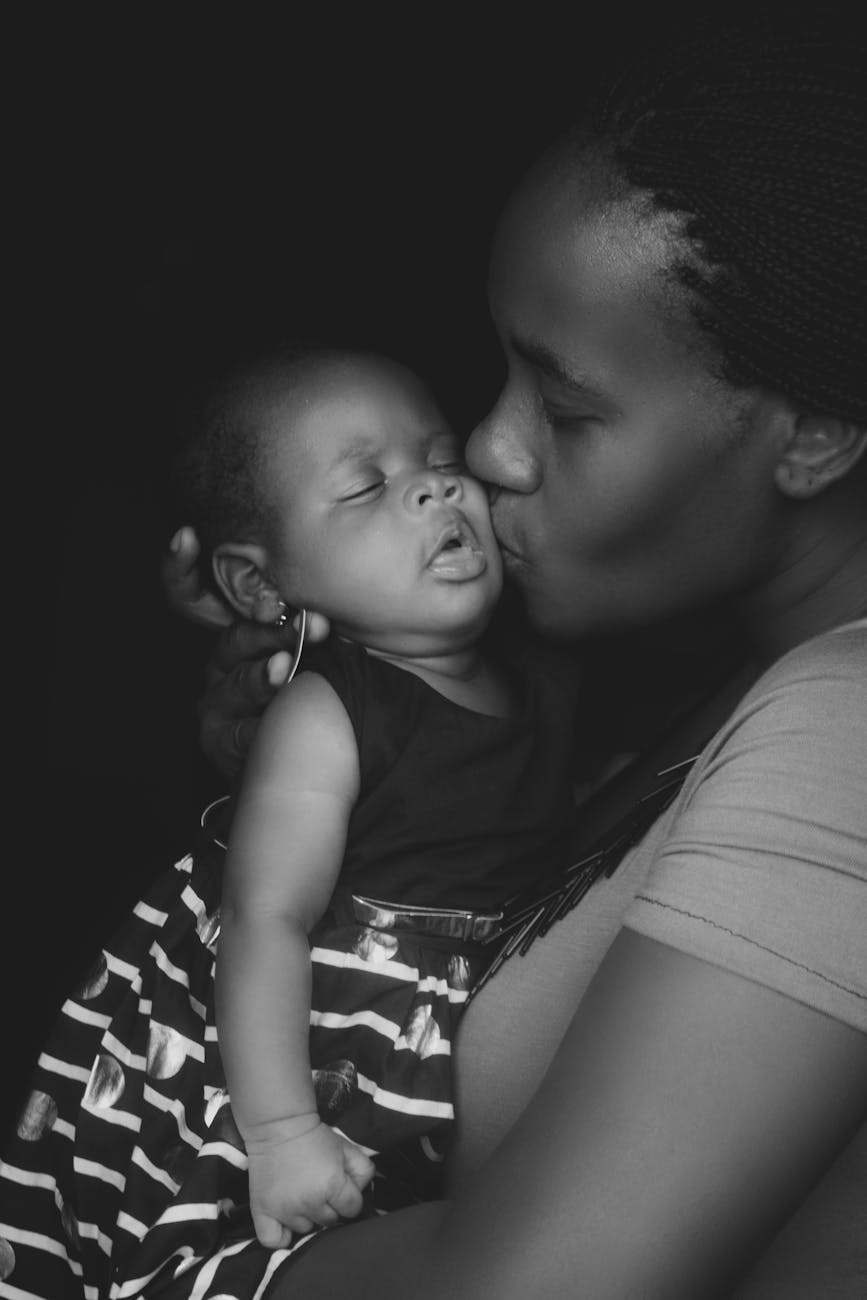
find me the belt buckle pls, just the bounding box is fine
[350,894,502,943]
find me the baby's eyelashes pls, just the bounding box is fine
[340,481,386,502]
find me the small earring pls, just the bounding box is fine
[274,602,290,628]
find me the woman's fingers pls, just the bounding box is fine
[198,663,281,776]
[206,618,295,678]
[302,610,332,643]
[162,527,235,628]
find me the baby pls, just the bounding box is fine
[3,347,579,1293]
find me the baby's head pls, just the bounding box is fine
[179,346,503,656]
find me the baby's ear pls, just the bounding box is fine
[774,413,867,499]
[212,543,284,623]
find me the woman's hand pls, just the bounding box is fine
[162,526,236,628]
[162,526,330,780]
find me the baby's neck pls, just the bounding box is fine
[364,644,515,718]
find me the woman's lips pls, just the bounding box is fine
[495,534,527,569]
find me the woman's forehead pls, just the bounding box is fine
[490,180,681,346]
[490,165,676,309]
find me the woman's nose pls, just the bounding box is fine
[466,392,542,494]
[403,472,463,512]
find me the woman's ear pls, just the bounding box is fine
[212,543,284,623]
[774,413,867,499]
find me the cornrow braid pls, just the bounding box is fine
[592,18,867,423]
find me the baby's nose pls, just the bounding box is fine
[403,472,462,511]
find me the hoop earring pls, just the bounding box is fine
[273,604,307,684]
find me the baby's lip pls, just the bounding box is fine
[426,516,481,565]
[425,515,489,581]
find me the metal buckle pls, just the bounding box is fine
[350,894,503,943]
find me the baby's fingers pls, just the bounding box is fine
[252,1209,293,1250]
[326,1171,366,1221]
[344,1143,376,1190]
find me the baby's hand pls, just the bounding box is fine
[244,1114,375,1249]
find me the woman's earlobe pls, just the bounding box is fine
[774,414,867,499]
[211,543,283,622]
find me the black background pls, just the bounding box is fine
[15,9,666,1130]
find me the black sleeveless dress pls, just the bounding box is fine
[0,638,578,1299]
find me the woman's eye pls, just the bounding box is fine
[543,405,594,431]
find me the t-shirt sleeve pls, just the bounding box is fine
[624,624,867,1032]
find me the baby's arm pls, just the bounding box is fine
[215,670,375,1247]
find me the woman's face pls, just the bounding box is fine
[466,162,790,639]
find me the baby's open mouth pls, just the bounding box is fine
[426,518,488,580]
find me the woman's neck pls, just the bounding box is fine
[735,492,867,666]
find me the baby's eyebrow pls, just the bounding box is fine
[326,435,381,473]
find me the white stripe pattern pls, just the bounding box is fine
[62,1002,112,1030]
[198,1140,247,1169]
[142,1086,202,1149]
[38,1053,90,1085]
[73,1156,126,1192]
[76,1219,113,1257]
[355,1071,454,1120]
[0,1165,57,1192]
[109,1244,197,1297]
[81,1104,141,1134]
[131,1146,181,1194]
[133,901,169,926]
[115,1210,149,1240]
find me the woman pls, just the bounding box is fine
[5,14,865,1300]
[163,20,867,1298]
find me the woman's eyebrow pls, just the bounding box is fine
[508,333,606,400]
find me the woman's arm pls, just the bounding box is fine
[285,930,867,1298]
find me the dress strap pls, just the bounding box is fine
[469,755,699,1001]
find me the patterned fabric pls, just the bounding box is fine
[1,639,577,1297]
[0,830,488,1299]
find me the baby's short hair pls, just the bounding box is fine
[173,340,353,563]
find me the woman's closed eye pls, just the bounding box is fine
[543,403,597,431]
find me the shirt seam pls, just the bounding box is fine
[633,896,866,1001]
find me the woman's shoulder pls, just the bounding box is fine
[747,616,866,693]
[717,617,867,744]
[627,618,867,1031]
[698,616,867,789]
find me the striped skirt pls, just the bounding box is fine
[0,826,487,1299]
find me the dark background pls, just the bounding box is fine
[15,10,666,1130]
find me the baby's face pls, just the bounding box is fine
[255,355,503,656]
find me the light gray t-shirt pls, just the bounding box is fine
[453,619,867,1297]
[627,617,867,1031]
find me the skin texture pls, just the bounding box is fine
[166,151,867,1294]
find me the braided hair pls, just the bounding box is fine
[585,17,866,424]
